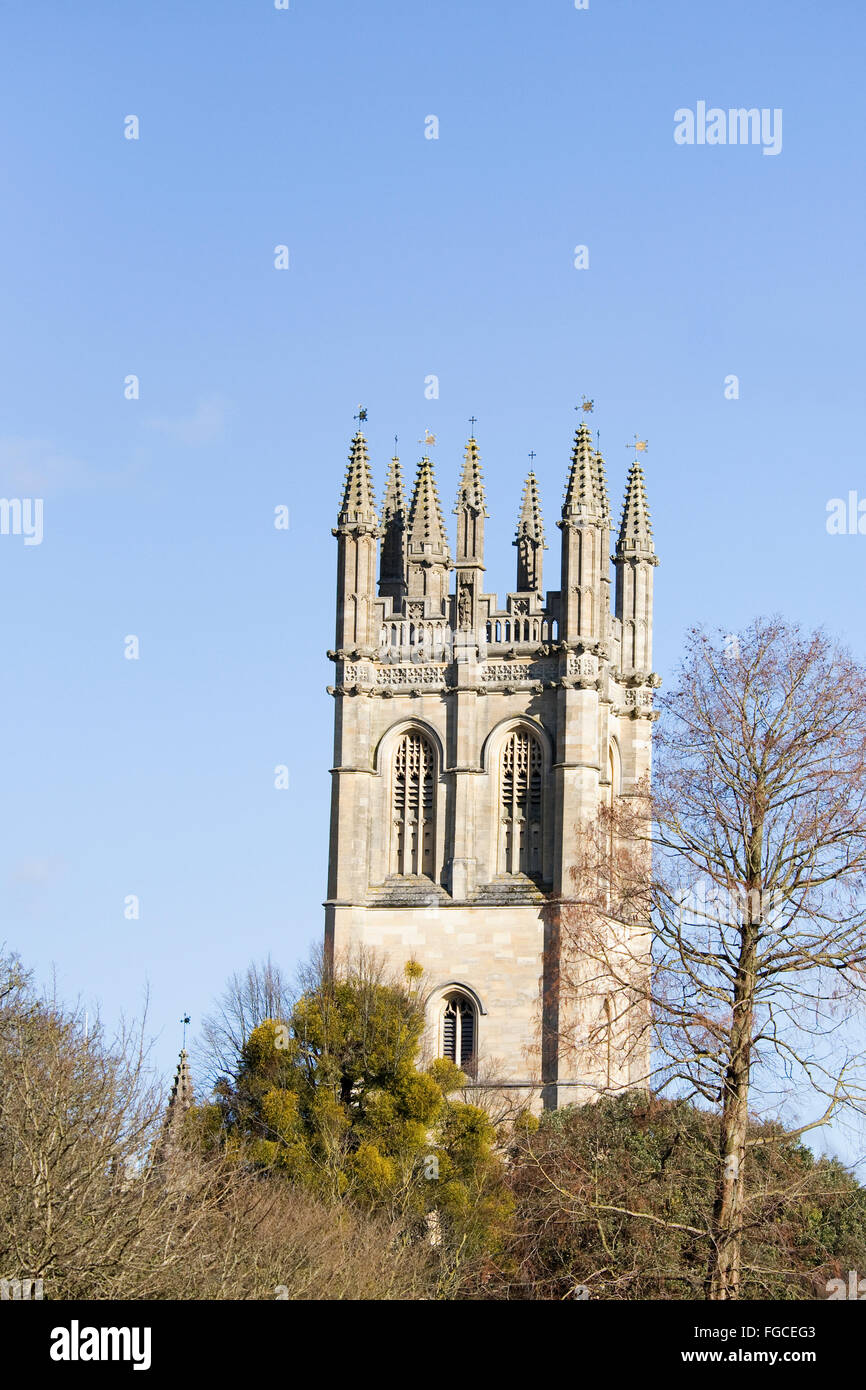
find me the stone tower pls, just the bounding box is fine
[325,417,658,1108]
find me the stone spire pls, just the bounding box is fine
[156,1048,194,1164]
[454,435,487,634]
[409,455,450,554]
[594,446,611,526]
[514,470,546,594]
[167,1048,194,1122]
[338,431,378,528]
[379,451,407,604]
[558,419,610,642]
[382,450,407,522]
[616,457,654,557]
[562,420,603,521]
[615,457,658,674]
[594,444,613,650]
[407,456,451,611]
[334,428,379,651]
[455,435,486,517]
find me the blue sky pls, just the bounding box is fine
[1,0,864,1154]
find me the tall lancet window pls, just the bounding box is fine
[441,993,476,1071]
[499,728,543,876]
[391,731,435,877]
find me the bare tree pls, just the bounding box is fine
[0,950,437,1300]
[560,617,866,1299]
[196,954,295,1090]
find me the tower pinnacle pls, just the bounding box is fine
[379,451,407,601]
[455,435,487,516]
[338,430,378,527]
[334,427,379,650]
[408,456,450,557]
[615,456,657,674]
[407,455,451,610]
[514,471,546,593]
[562,420,603,521]
[155,1047,195,1165]
[616,457,655,557]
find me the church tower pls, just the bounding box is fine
[325,413,658,1108]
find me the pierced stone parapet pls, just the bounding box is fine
[374,664,447,688]
[479,659,557,685]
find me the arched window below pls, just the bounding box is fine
[440,992,476,1071]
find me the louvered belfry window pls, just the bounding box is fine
[442,994,476,1070]
[500,729,543,875]
[391,731,435,876]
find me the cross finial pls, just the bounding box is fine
[528,450,536,466]
[468,415,478,436]
[625,434,648,460]
[180,1014,190,1048]
[353,405,368,425]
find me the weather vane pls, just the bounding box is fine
[578,396,594,414]
[354,405,368,425]
[418,428,436,446]
[625,434,649,459]
[181,1014,190,1048]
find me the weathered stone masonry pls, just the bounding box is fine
[324,416,658,1108]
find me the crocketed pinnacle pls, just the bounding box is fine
[338,431,378,524]
[562,420,603,521]
[594,449,612,527]
[164,1049,194,1134]
[454,435,487,514]
[515,471,546,546]
[408,456,450,557]
[381,452,406,525]
[616,457,655,555]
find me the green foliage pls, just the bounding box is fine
[211,966,508,1260]
[485,1092,866,1300]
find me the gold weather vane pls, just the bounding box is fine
[354,405,368,425]
[418,428,437,446]
[626,434,648,459]
[579,396,594,414]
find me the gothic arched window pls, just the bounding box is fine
[391,730,436,877]
[500,728,543,875]
[441,992,476,1071]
